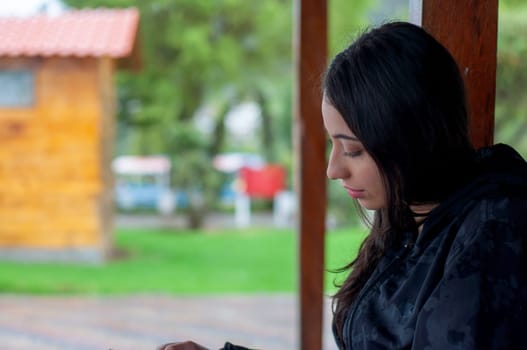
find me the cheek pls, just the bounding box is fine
[374,171,384,189]
[365,166,384,196]
[372,173,387,205]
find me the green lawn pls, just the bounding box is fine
[0,226,367,295]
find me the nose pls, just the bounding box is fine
[326,151,349,180]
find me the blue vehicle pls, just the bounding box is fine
[112,156,181,214]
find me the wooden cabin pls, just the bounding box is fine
[0,8,140,262]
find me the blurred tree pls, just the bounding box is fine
[63,0,373,228]
[329,0,375,56]
[63,0,294,227]
[495,0,527,157]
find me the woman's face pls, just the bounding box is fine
[322,97,387,210]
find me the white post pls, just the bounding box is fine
[235,192,251,228]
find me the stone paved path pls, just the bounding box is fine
[0,294,335,350]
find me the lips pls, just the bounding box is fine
[344,186,364,199]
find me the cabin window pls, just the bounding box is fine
[0,70,35,107]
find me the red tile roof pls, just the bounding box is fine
[0,8,139,58]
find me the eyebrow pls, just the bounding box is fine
[332,133,360,141]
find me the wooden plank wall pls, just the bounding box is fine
[0,57,109,255]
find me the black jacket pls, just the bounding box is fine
[338,144,527,349]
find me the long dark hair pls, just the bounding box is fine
[323,22,475,342]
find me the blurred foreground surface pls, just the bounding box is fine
[0,294,334,350]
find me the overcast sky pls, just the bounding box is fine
[0,0,64,16]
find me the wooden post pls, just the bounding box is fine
[293,0,327,349]
[410,0,498,149]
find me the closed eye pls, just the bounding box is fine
[344,150,363,158]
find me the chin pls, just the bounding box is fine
[357,199,384,211]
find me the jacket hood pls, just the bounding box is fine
[416,143,527,248]
[475,143,527,177]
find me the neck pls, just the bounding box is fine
[410,203,439,233]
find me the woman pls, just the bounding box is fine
[324,21,527,349]
[159,21,527,350]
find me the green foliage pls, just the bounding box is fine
[62,0,378,226]
[62,0,300,227]
[501,0,526,8]
[329,0,377,55]
[0,227,366,294]
[495,2,527,157]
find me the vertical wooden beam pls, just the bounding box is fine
[410,0,498,149]
[293,0,327,349]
